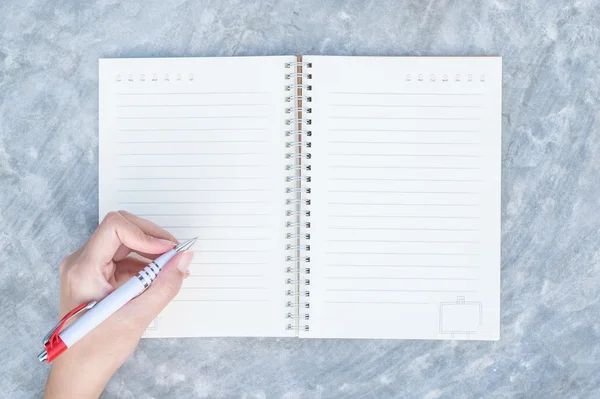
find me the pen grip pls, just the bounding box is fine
[59,276,145,347]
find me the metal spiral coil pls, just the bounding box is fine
[284,60,312,333]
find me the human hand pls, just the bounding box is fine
[44,211,194,399]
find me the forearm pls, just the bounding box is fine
[45,358,110,399]
[43,323,139,399]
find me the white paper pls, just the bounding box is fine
[99,56,296,337]
[303,56,501,340]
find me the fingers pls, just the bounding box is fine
[119,210,177,242]
[112,211,178,261]
[125,251,194,324]
[115,256,191,287]
[84,211,176,265]
[113,257,148,286]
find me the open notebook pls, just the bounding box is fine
[99,56,501,340]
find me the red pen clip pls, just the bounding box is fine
[38,301,97,363]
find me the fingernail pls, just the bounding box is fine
[184,270,191,279]
[158,238,177,246]
[177,250,194,273]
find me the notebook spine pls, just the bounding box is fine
[284,60,312,333]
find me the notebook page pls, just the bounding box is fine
[303,56,501,340]
[99,56,296,337]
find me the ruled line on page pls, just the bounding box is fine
[328,215,480,219]
[327,264,479,269]
[325,289,478,293]
[328,190,480,194]
[327,177,482,182]
[328,227,478,232]
[151,226,269,229]
[327,202,478,207]
[327,239,479,244]
[171,236,264,239]
[328,154,480,158]
[116,165,270,168]
[328,104,482,108]
[160,226,268,229]
[189,262,267,265]
[327,141,480,145]
[116,152,268,156]
[159,237,269,240]
[172,299,269,303]
[176,237,263,242]
[117,128,268,132]
[117,104,269,108]
[328,92,484,96]
[325,301,431,305]
[135,213,270,217]
[329,128,479,133]
[329,166,481,170]
[328,116,480,121]
[325,277,477,281]
[187,274,266,278]
[181,286,268,290]
[117,189,271,192]
[117,92,270,95]
[116,177,270,180]
[118,201,270,204]
[191,250,269,253]
[326,252,479,256]
[117,116,268,120]
[117,140,270,144]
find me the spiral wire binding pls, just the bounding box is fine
[284,60,312,333]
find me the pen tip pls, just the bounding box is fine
[174,237,198,252]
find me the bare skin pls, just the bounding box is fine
[44,211,193,399]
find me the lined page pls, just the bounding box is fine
[99,57,296,337]
[303,56,501,340]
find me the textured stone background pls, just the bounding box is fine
[1,0,600,398]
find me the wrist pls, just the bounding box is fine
[44,351,114,399]
[43,318,144,399]
[45,366,108,399]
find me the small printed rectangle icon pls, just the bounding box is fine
[440,297,482,334]
[147,318,158,330]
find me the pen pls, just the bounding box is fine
[38,237,198,363]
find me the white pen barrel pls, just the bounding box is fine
[60,276,145,347]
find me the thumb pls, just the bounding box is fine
[126,251,194,323]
